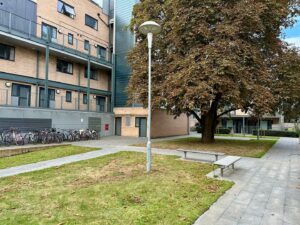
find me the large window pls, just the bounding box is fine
[84,67,97,80]
[41,23,57,41]
[11,84,31,107]
[57,0,76,19]
[57,59,73,74]
[0,43,15,61]
[85,14,98,30]
[66,91,72,102]
[97,46,107,59]
[39,88,55,108]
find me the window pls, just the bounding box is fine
[83,94,87,104]
[97,46,107,59]
[84,40,90,51]
[0,43,15,61]
[85,14,98,30]
[57,59,73,74]
[66,91,72,102]
[84,67,97,80]
[126,117,131,127]
[57,0,76,18]
[11,84,31,107]
[96,96,106,112]
[39,88,55,108]
[68,33,73,45]
[41,23,57,41]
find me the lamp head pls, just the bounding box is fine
[139,21,161,35]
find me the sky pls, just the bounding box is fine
[283,17,300,47]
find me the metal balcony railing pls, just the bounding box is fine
[0,9,112,66]
[0,88,111,113]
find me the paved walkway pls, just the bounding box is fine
[194,137,300,225]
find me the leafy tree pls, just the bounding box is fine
[127,0,300,143]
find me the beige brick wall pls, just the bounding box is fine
[114,107,189,138]
[151,110,189,138]
[36,0,109,58]
[0,46,37,78]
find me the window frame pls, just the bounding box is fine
[85,14,98,30]
[83,94,87,104]
[97,45,107,59]
[84,66,98,80]
[11,83,31,107]
[57,59,73,75]
[84,40,90,51]
[66,91,72,103]
[68,33,73,45]
[57,0,76,19]
[41,23,57,41]
[0,43,15,61]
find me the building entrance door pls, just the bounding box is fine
[115,117,122,136]
[138,118,147,137]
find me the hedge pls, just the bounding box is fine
[253,130,299,138]
[195,124,231,134]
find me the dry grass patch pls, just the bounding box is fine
[0,152,233,225]
[136,137,277,158]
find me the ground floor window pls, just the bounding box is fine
[96,96,106,112]
[11,83,31,107]
[66,91,72,102]
[39,88,55,108]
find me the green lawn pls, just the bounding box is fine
[0,145,99,169]
[143,137,277,158]
[0,152,233,225]
[215,134,280,140]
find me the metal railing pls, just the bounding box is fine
[0,9,111,65]
[0,88,111,113]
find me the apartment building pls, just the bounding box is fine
[113,0,189,138]
[0,0,189,138]
[0,0,114,135]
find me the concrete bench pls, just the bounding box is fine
[177,149,225,161]
[214,156,241,176]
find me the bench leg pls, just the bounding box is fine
[215,155,218,161]
[220,168,224,177]
[184,152,187,159]
[232,164,235,169]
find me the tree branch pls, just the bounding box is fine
[217,108,238,118]
[190,110,201,123]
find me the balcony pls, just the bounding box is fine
[0,9,112,69]
[0,87,112,114]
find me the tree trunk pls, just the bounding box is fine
[201,111,218,143]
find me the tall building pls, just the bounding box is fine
[0,0,189,138]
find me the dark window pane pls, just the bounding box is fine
[85,14,98,30]
[84,67,97,80]
[57,59,73,74]
[57,0,75,18]
[42,23,57,41]
[11,84,31,107]
[68,33,73,45]
[83,94,87,104]
[0,43,15,61]
[66,91,72,102]
[98,46,107,59]
[84,40,90,51]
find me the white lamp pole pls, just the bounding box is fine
[139,21,161,173]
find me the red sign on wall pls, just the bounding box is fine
[105,124,109,131]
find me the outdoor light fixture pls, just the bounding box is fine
[5,82,11,88]
[93,95,97,99]
[58,29,63,34]
[138,21,161,173]
[56,89,60,94]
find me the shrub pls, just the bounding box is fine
[216,128,231,134]
[253,130,299,138]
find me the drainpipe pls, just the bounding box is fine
[35,51,40,108]
[44,27,50,108]
[77,65,80,111]
[87,45,91,112]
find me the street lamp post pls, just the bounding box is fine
[139,21,161,173]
